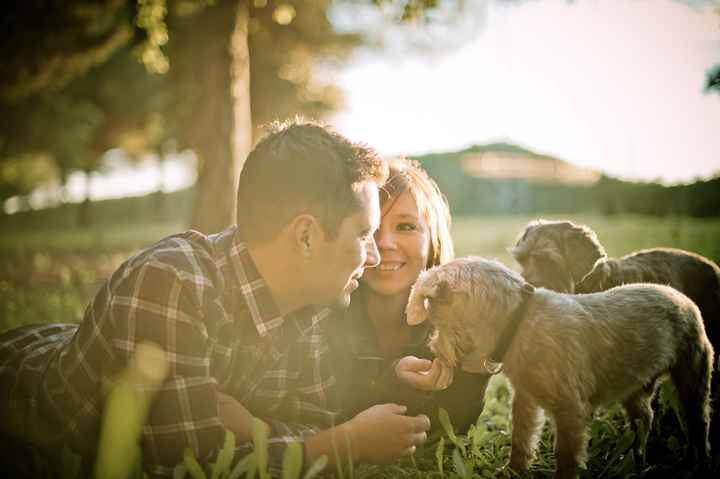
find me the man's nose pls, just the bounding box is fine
[365,237,380,268]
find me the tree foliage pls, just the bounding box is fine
[0,0,135,103]
[706,64,720,93]
[0,0,371,230]
[248,0,361,138]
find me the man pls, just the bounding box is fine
[0,120,430,476]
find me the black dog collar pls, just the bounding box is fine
[481,283,535,375]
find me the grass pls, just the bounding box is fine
[2,213,719,477]
[451,213,720,265]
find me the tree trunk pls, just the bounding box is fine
[154,146,167,221]
[230,1,253,218]
[78,169,92,227]
[171,0,251,234]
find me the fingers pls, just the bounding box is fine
[411,431,427,446]
[413,359,449,391]
[401,445,417,456]
[401,430,429,456]
[413,414,431,433]
[401,429,428,456]
[384,403,408,415]
[400,356,433,372]
[398,358,444,391]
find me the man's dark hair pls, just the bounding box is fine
[236,118,387,243]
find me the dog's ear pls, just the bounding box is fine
[406,279,452,325]
[434,279,453,301]
[406,276,433,325]
[510,221,545,264]
[508,244,526,265]
[562,223,607,284]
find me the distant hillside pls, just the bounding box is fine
[0,189,194,232]
[416,142,600,185]
[410,143,598,215]
[411,142,719,217]
[1,142,717,231]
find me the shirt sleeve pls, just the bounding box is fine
[264,420,318,476]
[105,259,225,473]
[105,260,332,478]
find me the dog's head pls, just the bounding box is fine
[407,257,528,383]
[510,220,606,293]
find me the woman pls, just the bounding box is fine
[329,157,489,433]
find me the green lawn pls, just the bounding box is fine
[452,213,720,265]
[1,213,719,477]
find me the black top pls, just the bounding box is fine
[327,290,490,433]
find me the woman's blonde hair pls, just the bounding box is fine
[379,157,454,268]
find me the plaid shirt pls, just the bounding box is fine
[0,226,339,476]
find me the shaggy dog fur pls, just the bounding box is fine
[510,219,720,445]
[406,257,713,479]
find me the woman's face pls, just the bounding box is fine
[362,189,431,298]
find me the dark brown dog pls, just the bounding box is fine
[511,219,720,446]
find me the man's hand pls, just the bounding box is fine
[347,403,430,464]
[217,391,256,442]
[395,355,454,391]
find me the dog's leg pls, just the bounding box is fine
[509,387,545,473]
[670,339,713,462]
[551,404,589,479]
[622,382,657,462]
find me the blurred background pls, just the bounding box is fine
[1,0,719,332]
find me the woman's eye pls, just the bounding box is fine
[397,223,417,232]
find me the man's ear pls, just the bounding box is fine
[289,214,321,257]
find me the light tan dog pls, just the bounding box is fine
[406,256,713,479]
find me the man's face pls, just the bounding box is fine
[314,182,381,308]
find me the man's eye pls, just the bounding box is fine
[397,223,417,232]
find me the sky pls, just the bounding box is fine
[8,0,717,213]
[331,0,720,184]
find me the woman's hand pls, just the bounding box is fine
[395,355,454,391]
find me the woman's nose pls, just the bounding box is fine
[374,227,396,250]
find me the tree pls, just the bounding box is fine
[165,0,366,231]
[1,0,443,231]
[0,42,169,223]
[706,64,720,93]
[0,0,135,103]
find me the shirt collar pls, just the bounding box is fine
[216,226,331,339]
[212,226,285,338]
